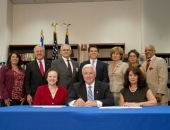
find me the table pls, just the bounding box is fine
[0,106,170,130]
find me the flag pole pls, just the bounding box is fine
[63,23,71,45]
[51,23,58,61]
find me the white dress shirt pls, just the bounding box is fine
[62,56,73,72]
[90,59,97,68]
[37,59,45,72]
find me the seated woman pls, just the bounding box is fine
[33,68,68,105]
[127,49,146,77]
[119,67,157,107]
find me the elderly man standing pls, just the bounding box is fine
[25,45,51,105]
[142,45,169,105]
[51,44,79,94]
[65,64,114,107]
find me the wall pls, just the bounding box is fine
[0,0,13,62]
[12,1,141,61]
[141,0,170,52]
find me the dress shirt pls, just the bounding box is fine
[147,55,155,61]
[62,56,73,72]
[37,59,45,72]
[68,81,103,107]
[90,59,97,68]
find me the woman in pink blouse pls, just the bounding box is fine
[33,68,68,105]
[0,52,25,107]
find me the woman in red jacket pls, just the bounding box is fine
[33,68,68,105]
[0,52,25,107]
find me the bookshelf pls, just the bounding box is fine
[8,44,80,65]
[88,43,125,64]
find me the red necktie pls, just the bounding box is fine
[67,60,72,75]
[146,59,151,72]
[39,60,44,76]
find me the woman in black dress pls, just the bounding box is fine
[119,67,157,107]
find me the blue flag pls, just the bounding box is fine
[65,31,69,44]
[40,30,44,47]
[52,31,58,61]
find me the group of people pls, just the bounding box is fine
[0,44,168,107]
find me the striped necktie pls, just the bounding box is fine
[92,60,95,67]
[87,86,94,101]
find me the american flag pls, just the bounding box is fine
[52,31,58,61]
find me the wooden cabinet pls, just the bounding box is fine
[88,43,125,64]
[8,44,80,65]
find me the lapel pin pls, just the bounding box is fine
[96,91,98,93]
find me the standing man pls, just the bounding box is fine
[51,44,79,93]
[25,45,51,105]
[65,64,114,106]
[142,45,169,105]
[79,45,109,83]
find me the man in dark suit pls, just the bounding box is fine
[51,44,79,94]
[25,45,51,105]
[65,64,114,106]
[78,45,109,83]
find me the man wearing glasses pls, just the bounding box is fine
[142,45,169,105]
[51,44,79,94]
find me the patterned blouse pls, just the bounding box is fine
[11,70,24,99]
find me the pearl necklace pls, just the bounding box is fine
[129,86,137,93]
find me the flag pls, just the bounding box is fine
[40,30,44,47]
[65,31,69,44]
[52,31,58,61]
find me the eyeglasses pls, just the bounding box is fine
[129,55,137,58]
[145,49,153,52]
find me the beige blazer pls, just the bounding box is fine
[108,61,129,93]
[142,56,169,103]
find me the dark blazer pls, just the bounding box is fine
[78,60,109,83]
[65,80,114,106]
[51,58,79,94]
[33,85,68,105]
[0,65,25,99]
[25,59,51,97]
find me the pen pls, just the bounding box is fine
[79,95,82,98]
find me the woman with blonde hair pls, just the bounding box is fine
[108,46,129,105]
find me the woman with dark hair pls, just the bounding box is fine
[0,52,25,106]
[119,67,157,107]
[33,68,68,105]
[128,49,146,77]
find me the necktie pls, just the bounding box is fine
[39,60,44,76]
[146,59,151,72]
[67,60,72,75]
[92,60,95,66]
[87,86,94,101]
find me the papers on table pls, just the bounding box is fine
[31,105,66,108]
[99,106,142,109]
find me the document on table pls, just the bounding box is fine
[31,105,66,108]
[99,106,142,109]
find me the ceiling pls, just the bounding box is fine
[10,0,134,4]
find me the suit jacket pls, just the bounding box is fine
[108,61,129,92]
[51,58,79,94]
[33,85,68,105]
[142,56,168,103]
[0,65,25,99]
[25,59,51,97]
[65,80,115,106]
[78,60,109,83]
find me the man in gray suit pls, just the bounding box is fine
[142,45,169,105]
[51,44,79,93]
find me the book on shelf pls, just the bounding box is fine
[20,53,34,61]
